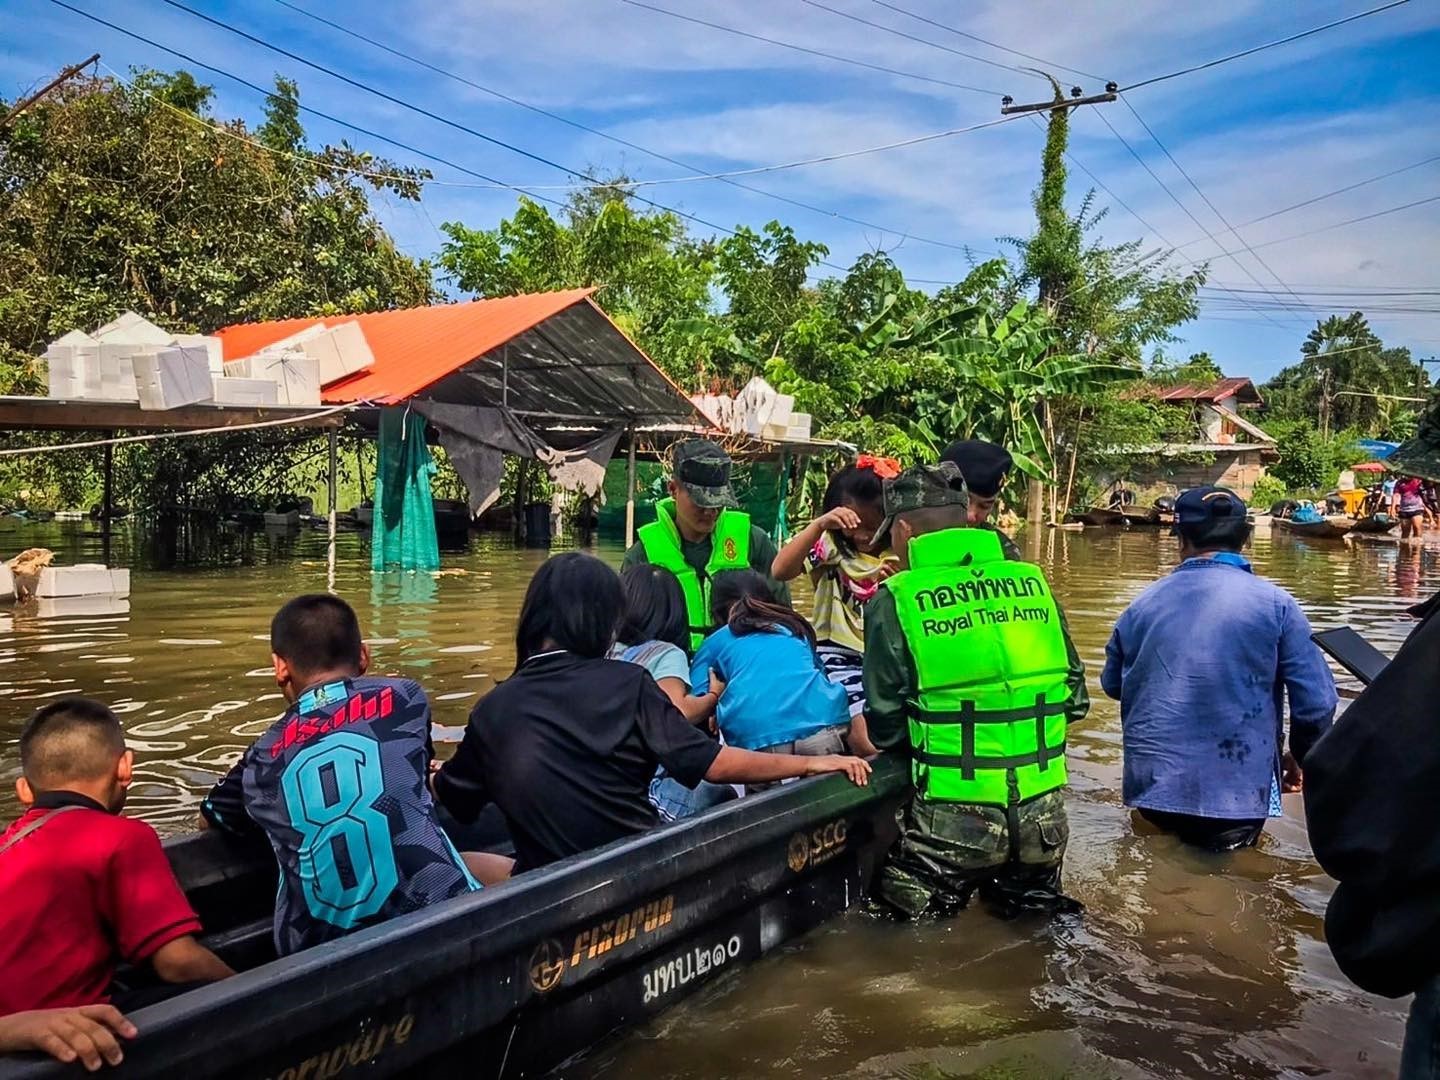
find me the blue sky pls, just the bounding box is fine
[4,0,1438,382]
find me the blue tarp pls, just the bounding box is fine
[1356,439,1399,459]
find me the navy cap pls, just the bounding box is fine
[1173,485,1248,532]
[939,439,1013,497]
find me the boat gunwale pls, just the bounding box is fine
[0,759,909,1079]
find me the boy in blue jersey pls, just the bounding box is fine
[200,595,499,956]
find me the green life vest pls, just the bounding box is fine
[637,499,752,651]
[886,527,1071,807]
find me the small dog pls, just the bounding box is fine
[8,548,54,600]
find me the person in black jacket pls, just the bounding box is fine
[1304,591,1440,1078]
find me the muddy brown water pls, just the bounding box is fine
[3,518,1434,1078]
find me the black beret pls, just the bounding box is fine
[939,439,1013,497]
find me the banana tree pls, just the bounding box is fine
[932,298,1137,481]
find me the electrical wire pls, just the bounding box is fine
[1093,110,1303,330]
[616,0,1001,96]
[798,0,1040,80]
[1118,94,1322,320]
[1121,0,1413,92]
[267,0,1017,255]
[1196,194,1440,259]
[1173,154,1440,247]
[866,0,1104,82]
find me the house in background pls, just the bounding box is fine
[1114,377,1278,499]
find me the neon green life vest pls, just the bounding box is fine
[886,527,1071,807]
[637,499,752,651]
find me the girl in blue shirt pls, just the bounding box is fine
[693,571,851,759]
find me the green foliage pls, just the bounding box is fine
[1261,313,1428,437]
[1266,420,1361,492]
[0,67,439,509]
[1249,473,1289,508]
[437,190,720,384]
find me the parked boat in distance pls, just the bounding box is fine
[1348,513,1398,535]
[1063,507,1127,527]
[1273,515,1356,541]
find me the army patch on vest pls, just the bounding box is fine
[723,537,737,560]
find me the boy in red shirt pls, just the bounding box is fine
[0,698,233,1020]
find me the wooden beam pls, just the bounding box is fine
[0,397,346,433]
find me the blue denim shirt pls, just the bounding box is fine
[1101,555,1338,819]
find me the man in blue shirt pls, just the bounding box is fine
[1101,486,1337,851]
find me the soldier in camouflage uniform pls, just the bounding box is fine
[862,464,1089,919]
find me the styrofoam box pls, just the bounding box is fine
[228,350,321,406]
[36,595,130,618]
[173,333,225,378]
[297,321,375,387]
[211,377,279,406]
[35,565,130,598]
[135,345,213,410]
[0,562,14,601]
[45,342,97,399]
[88,344,143,401]
[93,311,174,346]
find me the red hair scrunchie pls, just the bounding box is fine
[856,454,901,479]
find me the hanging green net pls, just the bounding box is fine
[371,407,440,572]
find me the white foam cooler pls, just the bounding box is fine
[135,345,213,410]
[35,565,130,598]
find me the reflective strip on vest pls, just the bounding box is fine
[887,527,1071,807]
[637,499,751,651]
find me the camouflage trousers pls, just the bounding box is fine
[875,784,1077,920]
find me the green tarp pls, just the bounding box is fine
[372,408,440,572]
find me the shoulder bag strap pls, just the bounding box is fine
[0,804,86,856]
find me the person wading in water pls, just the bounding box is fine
[863,464,1090,919]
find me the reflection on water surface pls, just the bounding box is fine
[4,518,1432,1077]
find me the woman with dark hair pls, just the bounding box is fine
[436,554,870,871]
[611,565,732,821]
[691,570,854,771]
[771,459,894,757]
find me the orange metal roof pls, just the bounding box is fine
[216,289,598,405]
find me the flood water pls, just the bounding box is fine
[4,518,1435,1078]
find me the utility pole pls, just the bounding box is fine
[1008,75,1117,523]
[1318,366,1332,439]
[0,54,100,130]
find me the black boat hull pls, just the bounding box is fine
[1,760,909,1080]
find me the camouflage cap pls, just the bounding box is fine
[874,462,969,545]
[670,439,739,510]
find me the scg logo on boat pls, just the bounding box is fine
[787,819,848,872]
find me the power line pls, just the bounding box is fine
[1117,94,1321,321]
[1173,153,1440,247]
[866,0,1104,82]
[798,0,1039,80]
[161,0,1011,265]
[1199,194,1440,259]
[1121,0,1413,92]
[268,0,1020,252]
[617,0,1002,96]
[1093,110,1304,331]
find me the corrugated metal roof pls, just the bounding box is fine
[215,291,704,423]
[1153,377,1262,405]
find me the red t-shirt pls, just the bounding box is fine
[0,792,202,1014]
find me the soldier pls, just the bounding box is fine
[622,439,789,651]
[862,463,1089,919]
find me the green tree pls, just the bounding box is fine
[1262,313,1426,437]
[437,189,719,383]
[0,67,438,509]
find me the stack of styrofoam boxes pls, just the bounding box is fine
[90,312,181,401]
[134,342,214,411]
[225,348,321,406]
[301,321,374,387]
[35,565,130,599]
[173,333,224,379]
[786,412,812,441]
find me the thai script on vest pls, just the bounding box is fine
[913,574,1046,612]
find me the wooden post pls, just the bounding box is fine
[327,427,338,592]
[101,432,114,565]
[624,428,637,549]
